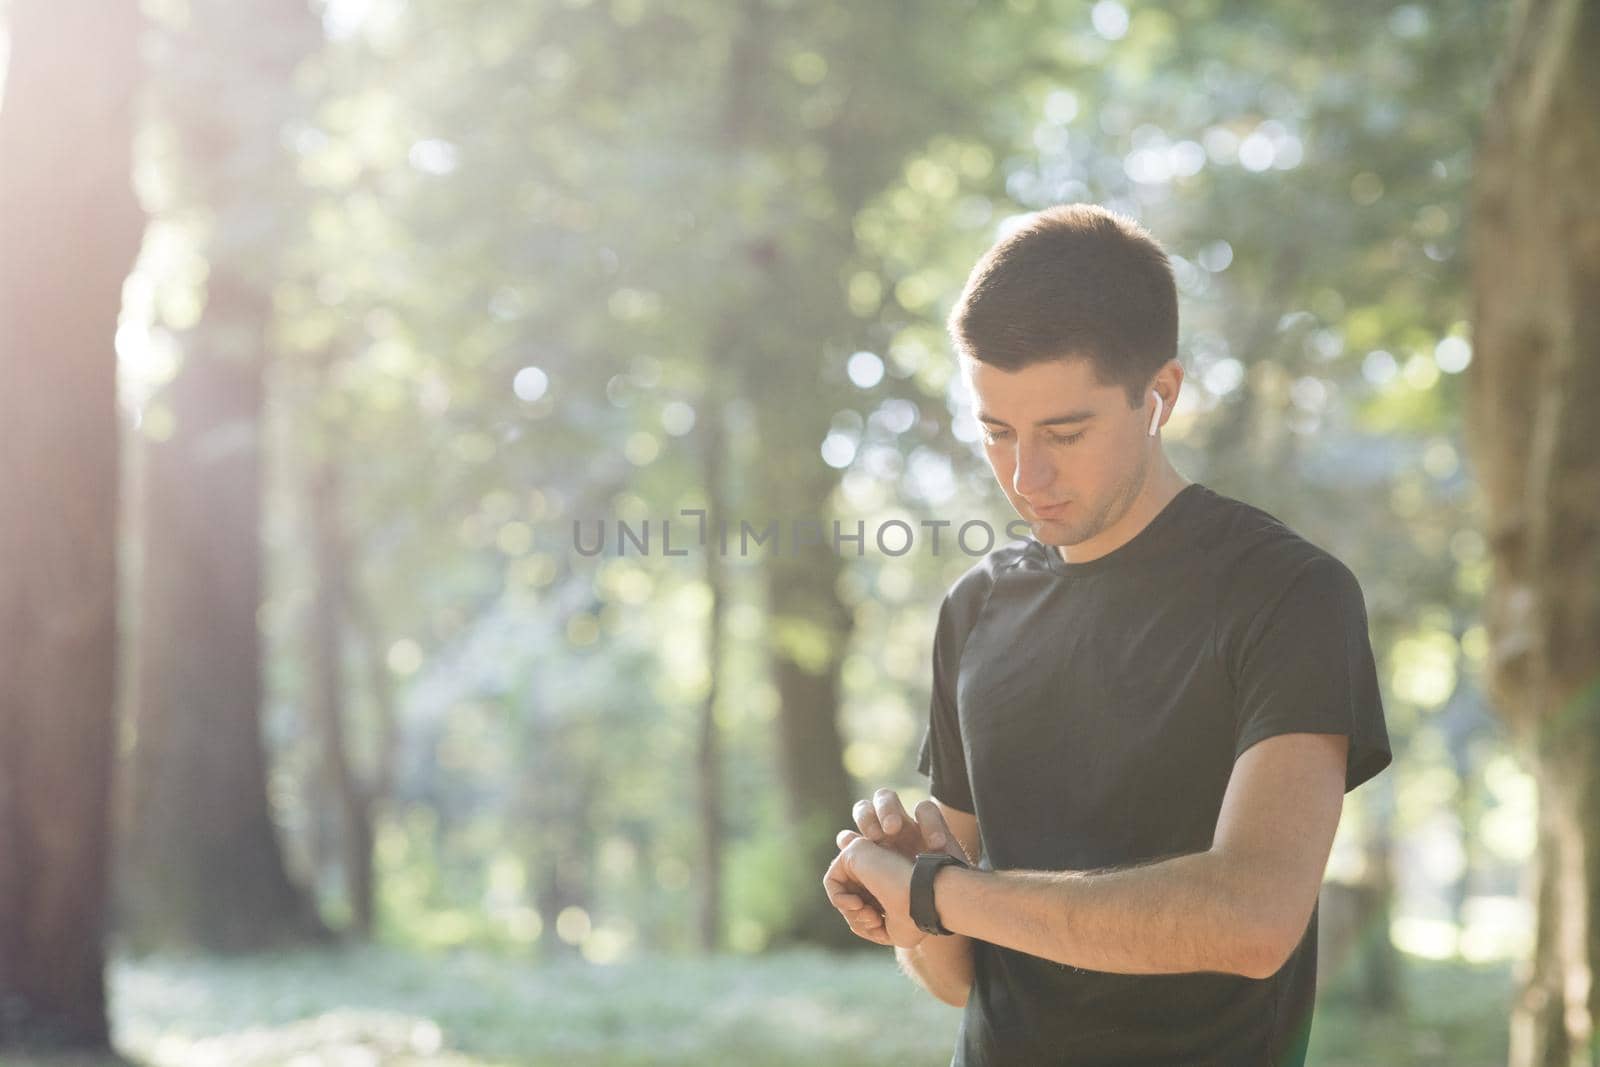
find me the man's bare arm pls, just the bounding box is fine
[894,799,981,1006]
[895,923,974,1007]
[927,733,1349,980]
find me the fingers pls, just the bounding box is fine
[851,796,884,842]
[851,791,957,866]
[913,799,962,858]
[854,787,912,842]
[823,851,870,911]
[835,828,863,849]
[839,894,889,944]
[822,851,890,945]
[872,787,911,837]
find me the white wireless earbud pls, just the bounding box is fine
[1147,391,1164,437]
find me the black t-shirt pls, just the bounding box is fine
[915,481,1392,1067]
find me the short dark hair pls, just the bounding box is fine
[946,204,1178,408]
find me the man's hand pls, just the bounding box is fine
[854,787,972,864]
[822,788,971,946]
[824,837,920,946]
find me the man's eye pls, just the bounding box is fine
[1049,431,1086,446]
[982,429,1010,445]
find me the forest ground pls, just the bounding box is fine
[3,944,1511,1066]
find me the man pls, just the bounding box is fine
[821,204,1393,1066]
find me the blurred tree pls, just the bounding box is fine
[1466,1,1600,1063]
[304,401,378,936]
[0,0,144,1053]
[118,0,329,952]
[693,378,730,952]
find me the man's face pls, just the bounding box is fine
[962,354,1159,550]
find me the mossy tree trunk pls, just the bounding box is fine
[1466,2,1600,1064]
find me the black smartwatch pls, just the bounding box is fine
[911,851,969,936]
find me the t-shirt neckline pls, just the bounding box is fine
[1031,481,1207,577]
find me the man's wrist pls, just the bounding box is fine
[911,851,969,935]
[929,862,961,936]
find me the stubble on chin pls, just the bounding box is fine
[1032,512,1095,547]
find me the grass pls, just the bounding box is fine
[0,945,1513,1066]
[1309,955,1513,1067]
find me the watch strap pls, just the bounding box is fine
[910,851,968,935]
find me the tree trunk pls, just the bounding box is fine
[119,270,326,952]
[759,492,859,951]
[695,394,728,953]
[307,450,376,937]
[531,741,600,959]
[1466,2,1600,1064]
[347,585,401,808]
[0,0,145,1051]
[712,1,860,954]
[117,0,331,955]
[1362,804,1402,1010]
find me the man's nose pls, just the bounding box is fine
[1011,438,1055,496]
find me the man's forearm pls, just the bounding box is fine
[895,929,974,1007]
[932,849,1281,979]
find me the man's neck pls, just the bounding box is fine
[1055,462,1191,565]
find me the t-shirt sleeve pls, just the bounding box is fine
[915,592,976,814]
[1229,555,1393,793]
